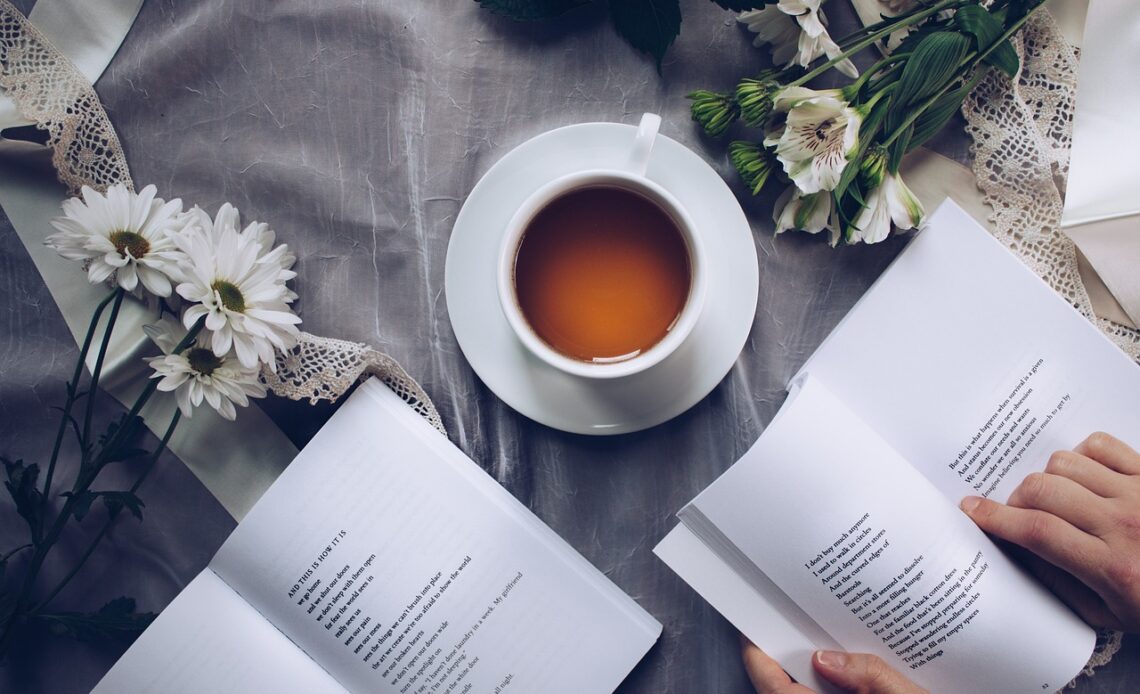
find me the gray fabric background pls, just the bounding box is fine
[1,0,1138,691]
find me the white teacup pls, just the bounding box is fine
[497,113,707,380]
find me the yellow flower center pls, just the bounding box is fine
[109,230,150,259]
[186,347,224,376]
[211,280,246,313]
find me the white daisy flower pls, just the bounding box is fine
[144,318,266,421]
[740,6,801,65]
[773,186,841,246]
[739,1,858,79]
[764,86,862,194]
[172,206,301,370]
[46,183,184,296]
[182,204,299,301]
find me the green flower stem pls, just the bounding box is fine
[0,315,208,660]
[40,289,118,530]
[84,315,206,476]
[1,544,32,563]
[31,409,182,615]
[833,1,964,49]
[849,53,909,95]
[80,288,126,461]
[789,0,963,87]
[881,0,1044,149]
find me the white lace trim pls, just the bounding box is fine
[961,10,1131,681]
[0,0,132,195]
[962,10,1140,363]
[264,333,444,434]
[0,0,445,434]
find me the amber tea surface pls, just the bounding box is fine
[513,186,692,362]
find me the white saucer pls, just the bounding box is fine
[444,121,759,435]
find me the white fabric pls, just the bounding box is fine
[1061,0,1140,226]
[0,0,143,128]
[960,9,1140,362]
[1066,216,1140,328]
[0,0,446,518]
[0,0,298,519]
[0,141,299,518]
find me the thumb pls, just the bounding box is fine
[812,651,928,694]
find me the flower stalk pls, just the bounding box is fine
[4,186,301,657]
[31,410,183,616]
[39,289,117,529]
[700,0,1044,245]
[786,0,963,89]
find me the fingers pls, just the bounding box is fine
[1023,554,1125,630]
[741,639,809,694]
[1006,471,1109,533]
[960,496,1108,592]
[1075,432,1140,475]
[1044,450,1127,499]
[812,651,928,694]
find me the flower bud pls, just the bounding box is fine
[859,145,889,188]
[687,90,739,138]
[735,77,777,128]
[728,140,775,195]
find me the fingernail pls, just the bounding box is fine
[815,650,848,669]
[960,496,982,513]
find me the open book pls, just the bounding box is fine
[95,379,661,693]
[655,201,1140,693]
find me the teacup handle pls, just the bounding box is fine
[628,113,662,176]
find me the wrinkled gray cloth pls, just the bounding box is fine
[1,0,1137,691]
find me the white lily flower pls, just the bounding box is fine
[739,1,858,79]
[764,87,862,194]
[774,186,841,247]
[850,168,925,244]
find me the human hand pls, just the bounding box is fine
[742,638,928,693]
[961,432,1140,633]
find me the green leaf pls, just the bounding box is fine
[888,122,913,171]
[954,5,1018,77]
[101,491,145,521]
[61,490,98,522]
[104,447,149,464]
[98,414,143,448]
[892,32,972,112]
[908,84,969,151]
[3,458,43,540]
[88,414,144,475]
[35,596,156,643]
[836,100,888,201]
[708,0,772,10]
[475,0,589,20]
[836,180,869,231]
[609,0,682,72]
[0,591,16,627]
[892,19,949,57]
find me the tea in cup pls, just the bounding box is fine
[497,114,706,379]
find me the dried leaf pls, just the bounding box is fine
[36,596,155,643]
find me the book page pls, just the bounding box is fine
[654,525,841,693]
[209,379,660,694]
[684,377,1094,694]
[92,571,345,693]
[798,200,1140,504]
